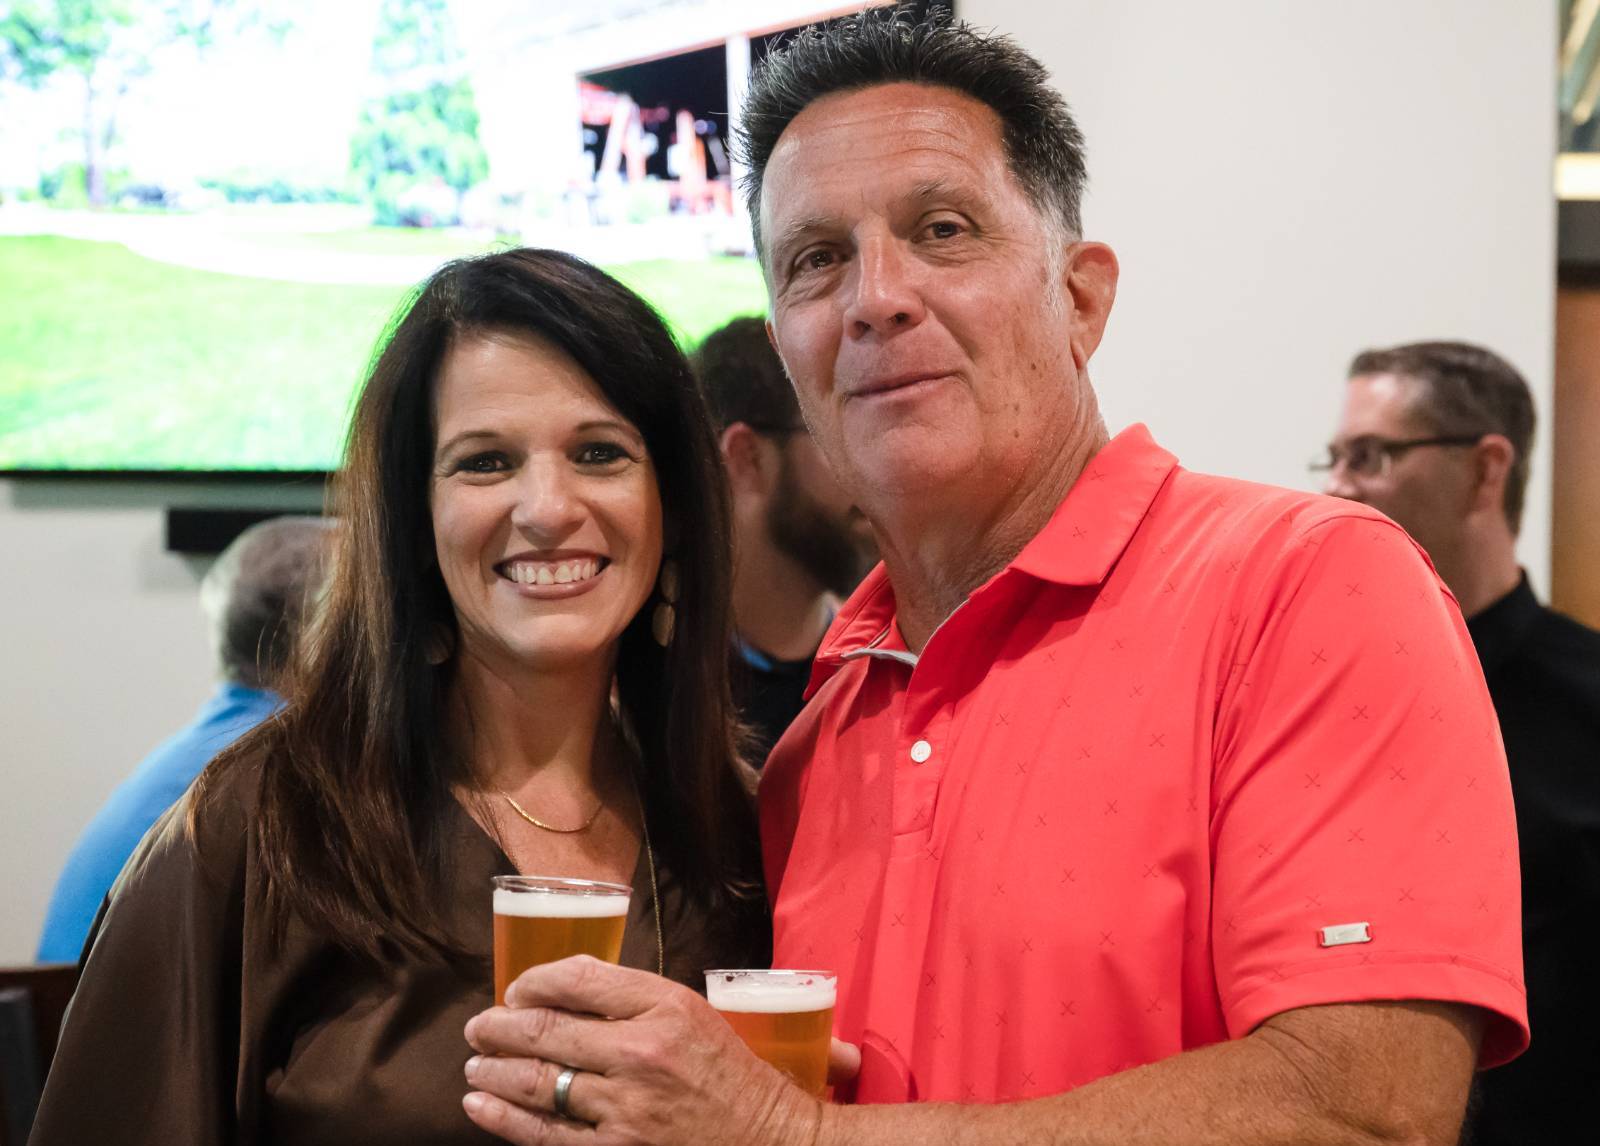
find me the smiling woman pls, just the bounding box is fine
[29,249,770,1146]
[429,332,664,679]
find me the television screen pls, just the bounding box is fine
[0,0,907,474]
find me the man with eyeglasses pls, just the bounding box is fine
[694,316,877,764]
[1323,339,1600,1145]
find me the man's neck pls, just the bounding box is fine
[1438,518,1523,620]
[732,539,835,663]
[876,421,1110,653]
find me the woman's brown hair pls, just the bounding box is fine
[193,249,761,961]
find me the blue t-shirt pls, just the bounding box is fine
[35,682,281,962]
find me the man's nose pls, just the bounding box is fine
[844,237,926,339]
[1322,459,1360,501]
[510,459,585,537]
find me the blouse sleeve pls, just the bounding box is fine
[30,782,249,1145]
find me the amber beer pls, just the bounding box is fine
[706,970,837,1097]
[492,876,630,1004]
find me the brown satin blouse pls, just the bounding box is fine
[30,760,770,1145]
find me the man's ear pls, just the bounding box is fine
[719,423,774,498]
[1062,241,1120,371]
[1471,433,1515,519]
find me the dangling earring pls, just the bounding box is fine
[424,622,455,666]
[652,558,679,647]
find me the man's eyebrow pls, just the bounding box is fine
[771,214,838,258]
[768,182,987,271]
[910,177,981,206]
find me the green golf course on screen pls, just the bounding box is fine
[0,0,795,474]
[0,233,766,473]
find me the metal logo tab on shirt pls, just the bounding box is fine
[1318,922,1372,948]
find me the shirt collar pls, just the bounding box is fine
[1008,423,1178,586]
[808,424,1178,695]
[1465,571,1541,677]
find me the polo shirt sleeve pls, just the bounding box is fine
[1210,512,1527,1067]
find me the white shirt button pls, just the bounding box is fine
[910,739,933,764]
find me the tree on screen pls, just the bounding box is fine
[0,0,274,206]
[349,0,488,228]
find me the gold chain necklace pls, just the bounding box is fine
[498,788,604,834]
[495,773,663,976]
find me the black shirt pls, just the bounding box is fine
[731,638,816,769]
[1464,575,1600,1145]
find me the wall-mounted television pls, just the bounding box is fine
[0,0,926,476]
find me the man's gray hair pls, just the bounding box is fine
[735,5,1087,259]
[200,515,335,690]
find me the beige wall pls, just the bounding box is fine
[0,1,1559,961]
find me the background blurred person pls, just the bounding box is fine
[29,248,768,1145]
[694,316,876,763]
[34,514,333,963]
[1322,339,1600,1145]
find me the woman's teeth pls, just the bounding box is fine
[503,558,601,586]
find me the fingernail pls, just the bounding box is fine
[465,1055,482,1079]
[463,1092,485,1116]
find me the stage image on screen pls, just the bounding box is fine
[0,0,900,473]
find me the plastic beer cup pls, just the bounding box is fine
[492,876,630,1004]
[705,969,837,1097]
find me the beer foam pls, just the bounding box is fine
[706,975,837,1013]
[493,888,630,918]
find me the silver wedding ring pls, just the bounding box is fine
[552,1065,579,1120]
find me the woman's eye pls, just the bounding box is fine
[576,442,630,466]
[453,452,507,475]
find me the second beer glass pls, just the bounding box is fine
[492,876,630,1004]
[705,969,837,1097]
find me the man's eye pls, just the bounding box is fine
[1348,444,1380,470]
[577,442,630,466]
[927,219,962,239]
[795,248,835,274]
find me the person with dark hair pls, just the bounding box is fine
[1322,340,1600,1146]
[35,514,332,963]
[694,316,875,763]
[1322,341,1536,612]
[461,12,1525,1146]
[30,248,769,1145]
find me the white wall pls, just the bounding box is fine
[0,1,1557,962]
[0,481,321,962]
[966,0,1557,575]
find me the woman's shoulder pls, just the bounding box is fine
[113,723,274,904]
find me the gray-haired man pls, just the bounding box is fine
[462,15,1524,1146]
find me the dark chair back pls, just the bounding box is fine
[0,965,79,1146]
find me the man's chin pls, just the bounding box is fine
[849,448,974,501]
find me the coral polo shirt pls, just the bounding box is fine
[760,425,1527,1105]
